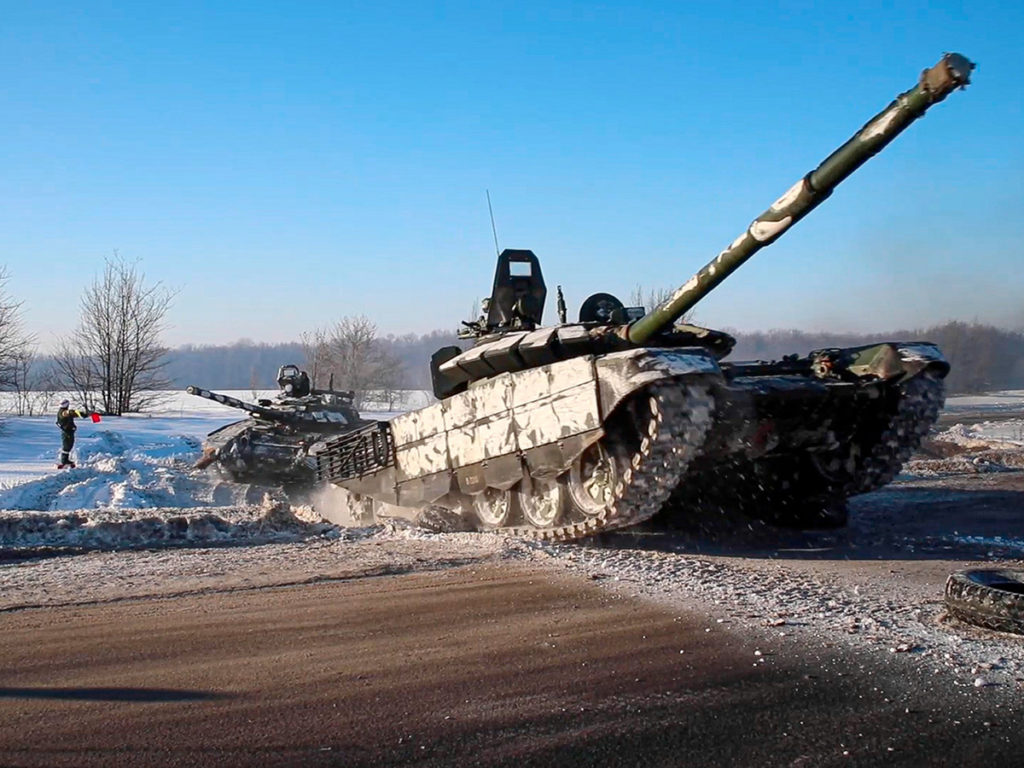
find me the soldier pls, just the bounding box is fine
[56,400,97,469]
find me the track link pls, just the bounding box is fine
[843,371,945,495]
[662,370,946,529]
[497,380,714,542]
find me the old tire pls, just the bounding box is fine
[944,569,1024,635]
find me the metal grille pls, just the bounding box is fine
[315,422,395,482]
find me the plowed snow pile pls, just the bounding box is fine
[0,395,337,551]
[0,498,335,553]
[907,419,1024,475]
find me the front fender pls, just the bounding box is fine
[842,341,949,382]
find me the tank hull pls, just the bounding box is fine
[199,419,324,485]
[188,382,368,487]
[314,342,947,539]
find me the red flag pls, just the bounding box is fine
[91,413,102,423]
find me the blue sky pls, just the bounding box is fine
[2,0,1021,349]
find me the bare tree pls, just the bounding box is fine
[377,335,410,411]
[0,266,34,396]
[300,328,329,390]
[630,284,695,324]
[9,347,63,416]
[303,315,407,410]
[55,255,174,415]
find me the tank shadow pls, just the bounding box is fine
[595,480,1024,562]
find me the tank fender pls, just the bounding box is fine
[594,348,723,416]
[895,342,950,379]
[841,342,949,382]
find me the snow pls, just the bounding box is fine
[942,390,1024,414]
[936,421,1024,449]
[0,390,421,549]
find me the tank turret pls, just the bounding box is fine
[314,54,973,540]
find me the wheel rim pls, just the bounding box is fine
[519,477,563,527]
[567,442,619,516]
[352,495,375,526]
[472,488,512,527]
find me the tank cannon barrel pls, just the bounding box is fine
[185,385,294,421]
[627,52,974,344]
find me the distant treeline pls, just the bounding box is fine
[152,321,1024,395]
[728,322,1024,395]
[168,341,306,390]
[163,332,461,392]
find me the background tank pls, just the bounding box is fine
[314,54,973,539]
[189,364,368,485]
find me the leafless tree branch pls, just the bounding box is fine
[55,255,175,415]
[303,315,407,410]
[0,267,35,391]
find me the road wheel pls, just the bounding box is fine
[567,441,621,517]
[471,488,514,529]
[518,476,564,528]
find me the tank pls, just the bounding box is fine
[313,53,974,539]
[189,364,368,485]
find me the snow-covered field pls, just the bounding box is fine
[908,390,1024,477]
[943,390,1024,417]
[0,390,427,550]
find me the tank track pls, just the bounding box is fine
[492,380,714,542]
[663,370,945,529]
[841,371,946,495]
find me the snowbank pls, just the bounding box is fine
[0,498,335,554]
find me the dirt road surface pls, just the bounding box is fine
[1,547,1022,767]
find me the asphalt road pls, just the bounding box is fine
[0,562,1018,768]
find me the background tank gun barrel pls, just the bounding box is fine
[627,52,974,344]
[186,385,295,422]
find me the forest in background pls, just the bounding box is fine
[6,259,1020,407]
[157,321,1024,397]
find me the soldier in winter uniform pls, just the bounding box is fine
[56,400,95,469]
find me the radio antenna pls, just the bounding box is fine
[486,189,500,256]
